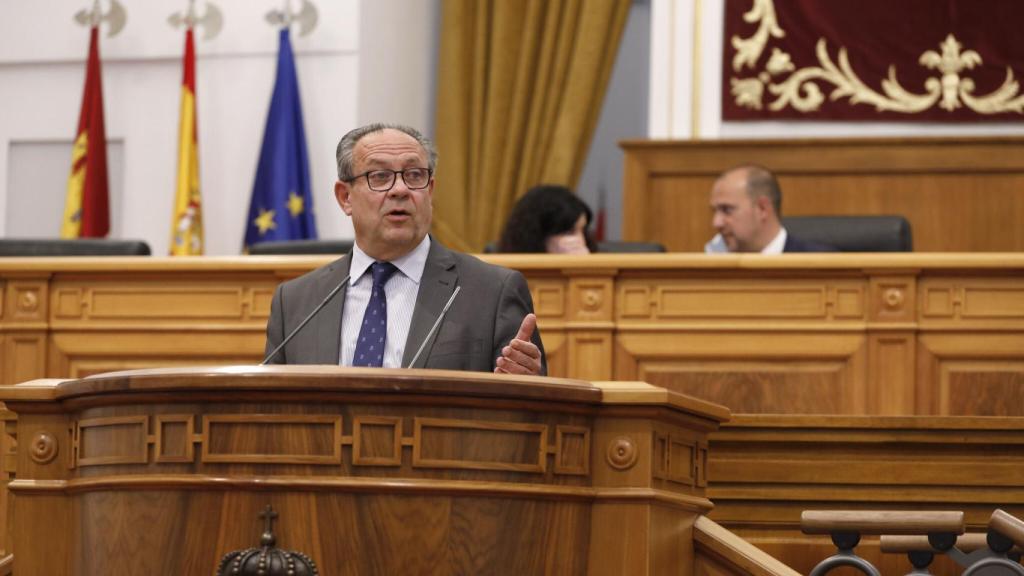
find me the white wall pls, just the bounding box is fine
[0,0,438,255]
[357,0,439,135]
[649,0,1024,139]
[18,2,1014,252]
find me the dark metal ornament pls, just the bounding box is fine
[216,505,319,576]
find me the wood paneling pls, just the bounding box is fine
[0,409,15,558]
[0,368,746,576]
[917,334,1024,415]
[615,332,867,414]
[621,137,1024,252]
[3,255,1024,417]
[708,414,1024,576]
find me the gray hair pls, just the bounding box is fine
[335,123,438,181]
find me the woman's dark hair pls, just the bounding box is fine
[497,185,597,253]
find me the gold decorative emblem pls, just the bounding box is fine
[883,288,904,310]
[730,0,1024,115]
[17,290,39,313]
[606,436,638,470]
[581,289,602,312]
[30,432,58,464]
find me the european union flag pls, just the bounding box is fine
[244,28,317,248]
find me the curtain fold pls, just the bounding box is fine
[433,0,629,251]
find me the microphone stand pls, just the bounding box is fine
[405,285,461,369]
[261,275,351,365]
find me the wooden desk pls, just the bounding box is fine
[2,254,1023,416]
[0,366,773,575]
[2,253,1021,574]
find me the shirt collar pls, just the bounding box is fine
[761,227,788,255]
[350,235,431,284]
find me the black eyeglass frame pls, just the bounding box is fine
[344,168,434,192]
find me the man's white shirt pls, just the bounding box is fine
[704,228,788,254]
[340,236,430,367]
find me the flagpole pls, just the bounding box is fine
[167,0,221,255]
[244,0,319,249]
[62,0,121,239]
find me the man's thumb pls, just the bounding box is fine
[515,313,537,341]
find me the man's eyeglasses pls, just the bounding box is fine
[345,168,433,192]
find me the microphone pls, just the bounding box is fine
[405,285,461,369]
[261,275,351,365]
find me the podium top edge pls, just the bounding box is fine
[0,366,730,423]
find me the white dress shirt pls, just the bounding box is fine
[340,236,430,367]
[704,228,788,254]
[760,228,787,254]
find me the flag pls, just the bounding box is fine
[170,28,204,255]
[61,26,110,238]
[243,28,317,249]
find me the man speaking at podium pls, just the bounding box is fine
[264,123,546,375]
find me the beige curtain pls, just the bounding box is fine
[432,0,630,252]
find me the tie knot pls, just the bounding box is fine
[370,261,398,286]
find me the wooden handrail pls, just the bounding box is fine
[990,509,1024,548]
[694,516,801,576]
[801,511,964,536]
[880,533,1020,554]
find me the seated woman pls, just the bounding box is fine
[497,185,597,254]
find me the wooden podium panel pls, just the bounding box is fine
[0,367,794,576]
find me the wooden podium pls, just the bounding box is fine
[0,366,793,576]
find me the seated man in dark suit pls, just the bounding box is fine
[264,122,545,375]
[705,164,835,253]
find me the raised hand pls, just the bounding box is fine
[545,232,590,255]
[495,313,543,375]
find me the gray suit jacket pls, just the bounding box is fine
[264,239,547,374]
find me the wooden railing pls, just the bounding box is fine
[802,509,1024,576]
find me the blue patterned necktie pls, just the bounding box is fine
[351,261,398,367]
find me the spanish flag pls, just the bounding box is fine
[61,26,110,238]
[170,28,203,255]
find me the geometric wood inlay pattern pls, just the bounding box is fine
[352,416,402,467]
[652,431,703,487]
[554,425,590,475]
[154,415,194,463]
[202,414,342,464]
[667,437,695,486]
[75,416,149,467]
[413,417,549,473]
[69,413,592,477]
[653,433,669,479]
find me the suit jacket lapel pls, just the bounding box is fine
[402,240,458,368]
[314,254,352,364]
